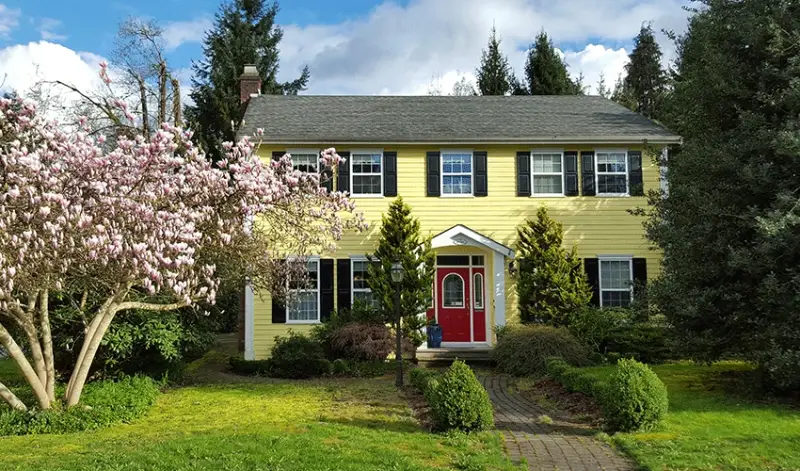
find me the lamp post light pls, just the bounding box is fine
[390,261,404,387]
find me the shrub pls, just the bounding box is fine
[267,332,329,379]
[567,307,631,351]
[545,357,608,398]
[602,359,669,433]
[427,361,493,433]
[228,356,271,376]
[332,358,350,375]
[311,301,385,358]
[410,368,440,393]
[0,376,160,436]
[329,322,394,362]
[492,325,590,376]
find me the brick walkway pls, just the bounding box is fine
[479,374,633,471]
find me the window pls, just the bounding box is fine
[289,150,319,174]
[531,151,564,196]
[351,151,383,196]
[599,258,633,307]
[442,274,465,307]
[287,260,320,322]
[596,150,628,195]
[352,259,375,305]
[436,255,470,266]
[442,151,473,196]
[473,273,484,309]
[471,255,484,266]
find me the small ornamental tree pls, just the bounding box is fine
[0,88,363,410]
[367,197,435,347]
[515,207,592,325]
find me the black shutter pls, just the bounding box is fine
[383,151,397,197]
[516,151,531,197]
[628,151,643,196]
[564,151,579,196]
[336,151,350,193]
[581,151,595,196]
[426,151,440,197]
[474,151,488,197]
[632,258,647,299]
[337,258,351,313]
[271,258,287,323]
[584,258,600,307]
[320,259,334,322]
[272,150,286,162]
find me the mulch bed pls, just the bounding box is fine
[401,387,435,431]
[519,378,605,427]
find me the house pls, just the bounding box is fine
[236,66,680,360]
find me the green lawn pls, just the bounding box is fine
[0,358,520,471]
[580,362,800,471]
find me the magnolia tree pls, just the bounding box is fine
[0,95,364,411]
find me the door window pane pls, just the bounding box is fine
[442,274,464,307]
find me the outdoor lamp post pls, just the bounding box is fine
[390,261,404,387]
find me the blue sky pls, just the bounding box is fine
[0,0,691,97]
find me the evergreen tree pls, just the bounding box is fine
[640,0,800,391]
[623,24,667,118]
[595,72,611,98]
[185,0,309,160]
[515,207,592,325]
[475,27,513,95]
[367,198,435,347]
[524,31,581,95]
[611,73,636,110]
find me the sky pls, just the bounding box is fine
[0,0,693,100]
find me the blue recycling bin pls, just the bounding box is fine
[427,323,443,348]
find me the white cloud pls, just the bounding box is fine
[162,17,212,51]
[278,0,690,95]
[0,4,21,38]
[38,18,68,42]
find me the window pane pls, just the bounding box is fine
[443,274,464,307]
[352,154,382,174]
[353,175,381,194]
[598,174,627,194]
[533,175,563,194]
[292,154,318,173]
[600,260,631,290]
[288,292,318,321]
[532,154,562,173]
[597,153,626,173]
[437,256,470,266]
[443,176,472,195]
[602,291,632,307]
[442,153,472,174]
[471,256,484,266]
[473,273,483,309]
[352,260,370,290]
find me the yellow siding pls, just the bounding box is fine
[252,144,661,358]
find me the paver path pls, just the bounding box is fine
[479,374,633,471]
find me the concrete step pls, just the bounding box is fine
[416,348,493,364]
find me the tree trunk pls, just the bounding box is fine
[65,307,117,407]
[137,75,149,137]
[39,289,55,402]
[0,323,50,409]
[158,62,167,125]
[0,381,27,412]
[171,77,181,127]
[11,313,47,387]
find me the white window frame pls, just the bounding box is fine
[530,149,565,197]
[440,150,474,197]
[287,148,321,175]
[350,256,375,305]
[441,273,466,308]
[598,256,634,308]
[286,257,321,324]
[349,149,384,198]
[595,149,629,197]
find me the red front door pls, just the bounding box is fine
[436,267,471,342]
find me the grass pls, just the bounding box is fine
[0,356,521,471]
[579,362,800,471]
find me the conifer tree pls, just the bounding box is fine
[524,31,581,95]
[595,72,611,98]
[475,27,513,96]
[367,197,435,347]
[623,24,667,118]
[515,207,592,325]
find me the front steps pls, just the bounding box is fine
[416,347,493,365]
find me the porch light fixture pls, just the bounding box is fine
[391,262,404,283]
[391,260,404,387]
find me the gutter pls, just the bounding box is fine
[240,136,683,146]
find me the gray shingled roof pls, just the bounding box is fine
[239,95,680,144]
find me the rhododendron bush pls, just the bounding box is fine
[0,96,363,410]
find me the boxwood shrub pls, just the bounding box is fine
[492,325,590,376]
[601,359,669,433]
[267,332,331,379]
[426,361,493,433]
[409,367,440,393]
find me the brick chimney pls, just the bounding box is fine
[239,64,261,104]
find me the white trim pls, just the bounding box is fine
[252,137,683,146]
[431,224,514,259]
[530,149,566,197]
[286,148,322,174]
[349,149,384,197]
[493,252,506,332]
[473,272,484,309]
[244,282,255,360]
[598,256,634,307]
[440,149,474,197]
[595,148,630,196]
[286,258,321,324]
[441,273,465,309]
[440,342,491,348]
